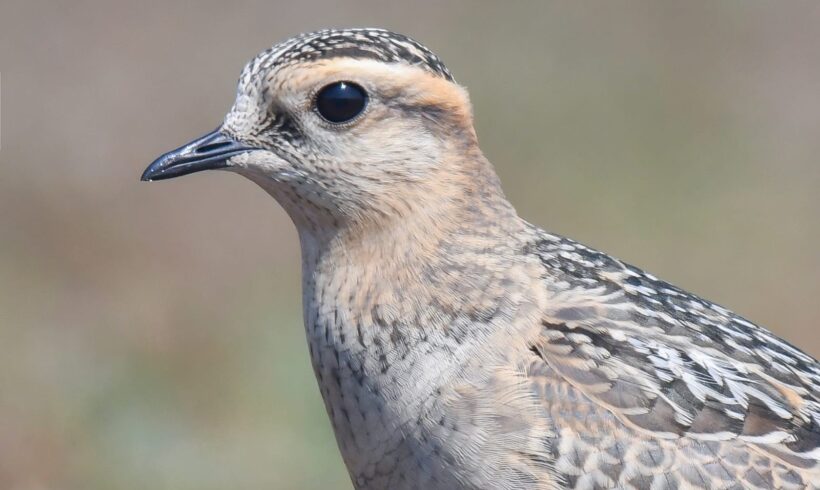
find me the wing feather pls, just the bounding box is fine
[524,229,820,472]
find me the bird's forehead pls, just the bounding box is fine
[239,28,453,86]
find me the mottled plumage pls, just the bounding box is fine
[144,28,820,489]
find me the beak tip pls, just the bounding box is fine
[140,158,164,182]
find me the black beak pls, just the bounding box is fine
[141,128,257,181]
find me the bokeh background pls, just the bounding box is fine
[1,1,819,488]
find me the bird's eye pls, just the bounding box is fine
[315,81,367,123]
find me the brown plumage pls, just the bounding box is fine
[143,28,820,489]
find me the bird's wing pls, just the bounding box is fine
[524,229,820,471]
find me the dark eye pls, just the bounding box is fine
[315,81,367,123]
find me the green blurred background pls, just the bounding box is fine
[1,1,818,488]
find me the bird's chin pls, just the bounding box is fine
[229,152,292,183]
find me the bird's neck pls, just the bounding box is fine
[292,160,549,469]
[298,157,522,289]
[295,160,537,362]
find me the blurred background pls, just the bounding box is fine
[1,1,819,488]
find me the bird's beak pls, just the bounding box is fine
[141,128,257,181]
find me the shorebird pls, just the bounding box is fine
[142,28,820,489]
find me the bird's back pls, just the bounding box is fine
[524,225,820,488]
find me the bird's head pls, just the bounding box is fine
[143,28,499,232]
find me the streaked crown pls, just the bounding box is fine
[239,28,454,86]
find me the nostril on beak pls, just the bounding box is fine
[196,141,234,154]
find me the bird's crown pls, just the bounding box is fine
[239,28,455,85]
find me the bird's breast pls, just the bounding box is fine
[299,246,554,488]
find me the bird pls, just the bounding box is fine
[142,28,820,489]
